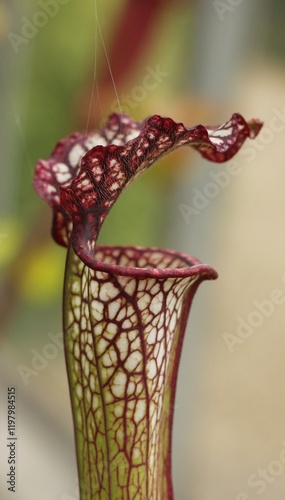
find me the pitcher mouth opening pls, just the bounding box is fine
[72,244,218,280]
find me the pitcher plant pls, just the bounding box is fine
[34,112,262,499]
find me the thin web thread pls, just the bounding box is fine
[86,0,123,133]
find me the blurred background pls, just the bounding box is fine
[1,0,285,498]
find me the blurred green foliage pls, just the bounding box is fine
[1,0,194,346]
